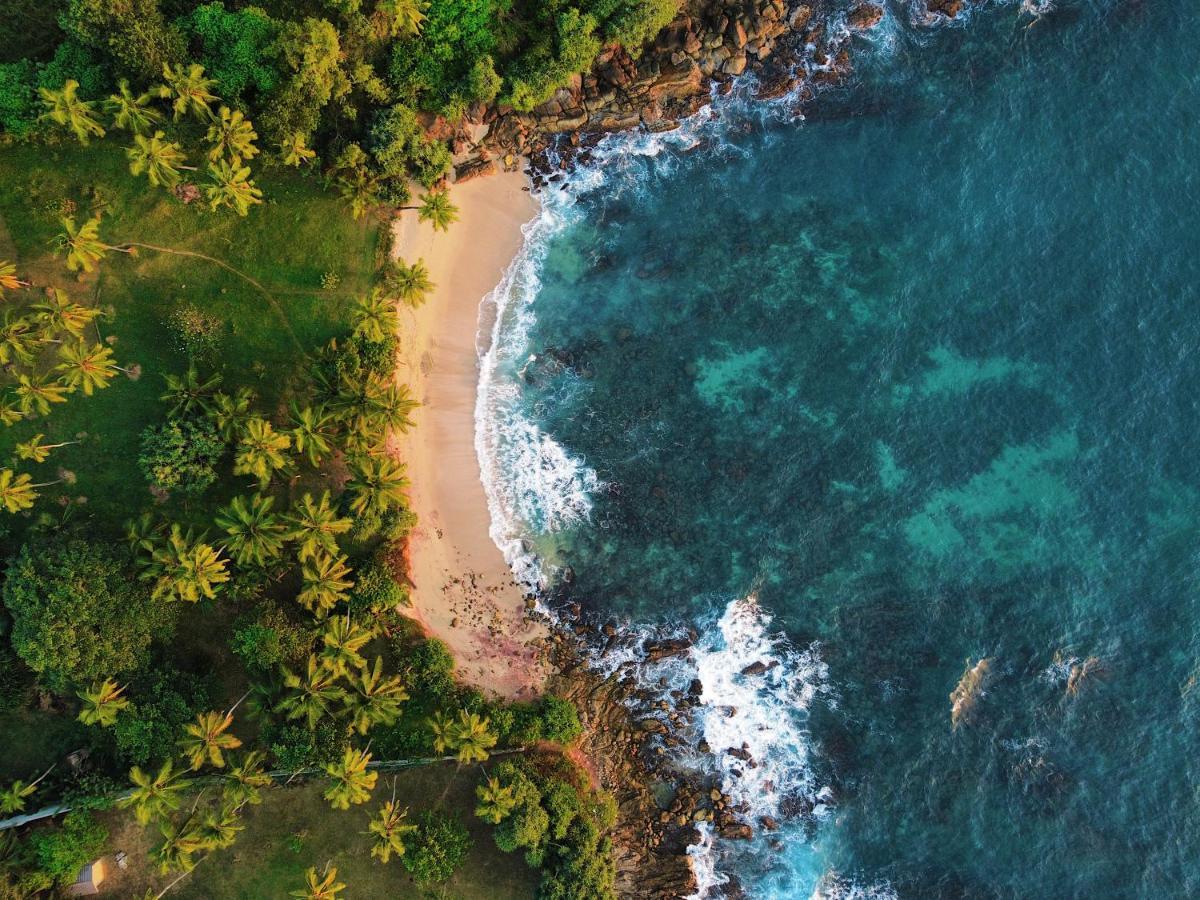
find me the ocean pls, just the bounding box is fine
[477,1,1200,896]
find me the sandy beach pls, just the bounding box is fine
[391,169,549,700]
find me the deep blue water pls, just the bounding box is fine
[479,1,1200,896]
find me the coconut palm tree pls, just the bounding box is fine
[278,656,346,729]
[195,804,243,851]
[291,865,346,900]
[38,79,105,144]
[161,366,222,416]
[34,289,101,340]
[15,433,79,464]
[223,750,273,809]
[216,494,286,567]
[208,388,256,441]
[180,710,242,770]
[280,132,316,167]
[0,313,40,365]
[431,710,497,763]
[128,130,193,188]
[346,456,409,519]
[55,215,129,273]
[206,106,259,164]
[152,817,206,874]
[386,258,434,307]
[234,417,292,487]
[0,396,22,427]
[286,492,352,562]
[0,766,53,815]
[15,373,72,417]
[319,617,373,677]
[105,79,162,133]
[475,775,517,824]
[0,468,45,512]
[142,524,230,603]
[56,342,122,395]
[206,159,263,216]
[408,191,459,233]
[126,510,165,559]
[337,169,383,221]
[323,746,377,810]
[365,797,417,862]
[351,289,398,343]
[156,62,219,120]
[375,0,427,37]
[289,403,336,467]
[0,261,29,294]
[76,678,130,727]
[347,657,408,736]
[121,760,190,826]
[298,552,354,615]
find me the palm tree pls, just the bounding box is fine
[365,797,417,862]
[106,79,162,133]
[298,552,354,615]
[157,62,219,120]
[346,456,409,519]
[180,710,242,770]
[291,865,346,900]
[142,524,230,603]
[223,750,273,809]
[161,366,222,416]
[347,657,408,736]
[0,468,44,513]
[15,433,79,464]
[286,492,352,562]
[120,760,190,826]
[0,396,22,427]
[55,215,129,273]
[38,79,105,144]
[319,617,373,677]
[15,373,72,417]
[0,766,53,814]
[216,494,286,567]
[77,678,129,727]
[34,289,101,340]
[430,710,497,763]
[128,130,193,188]
[152,817,206,874]
[386,258,434,307]
[206,106,259,164]
[337,169,383,221]
[206,159,263,216]
[195,804,243,851]
[0,313,40,366]
[56,342,122,395]
[126,510,165,559]
[408,191,459,232]
[475,775,517,824]
[279,656,346,729]
[208,388,256,441]
[351,289,398,343]
[375,0,427,36]
[289,403,336,467]
[323,746,377,810]
[234,417,292,488]
[0,261,29,294]
[280,132,316,167]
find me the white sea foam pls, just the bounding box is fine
[686,823,731,899]
[811,873,899,900]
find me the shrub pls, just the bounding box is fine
[36,40,108,96]
[182,2,280,101]
[27,811,107,886]
[138,415,225,497]
[402,810,472,883]
[349,558,408,616]
[167,302,225,360]
[2,537,171,691]
[0,61,38,137]
[538,695,583,744]
[231,603,312,671]
[113,667,210,766]
[264,720,344,771]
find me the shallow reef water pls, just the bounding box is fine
[479,0,1200,895]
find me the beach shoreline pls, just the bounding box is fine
[390,168,549,701]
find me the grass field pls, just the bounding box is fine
[0,141,382,532]
[99,763,538,900]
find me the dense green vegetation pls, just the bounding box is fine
[1,0,684,219]
[0,3,641,895]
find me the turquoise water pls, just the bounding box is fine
[480,2,1200,896]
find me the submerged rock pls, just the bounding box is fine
[950,657,993,729]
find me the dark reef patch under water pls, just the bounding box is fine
[485,1,1200,896]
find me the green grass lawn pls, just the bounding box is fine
[0,140,382,532]
[100,763,538,900]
